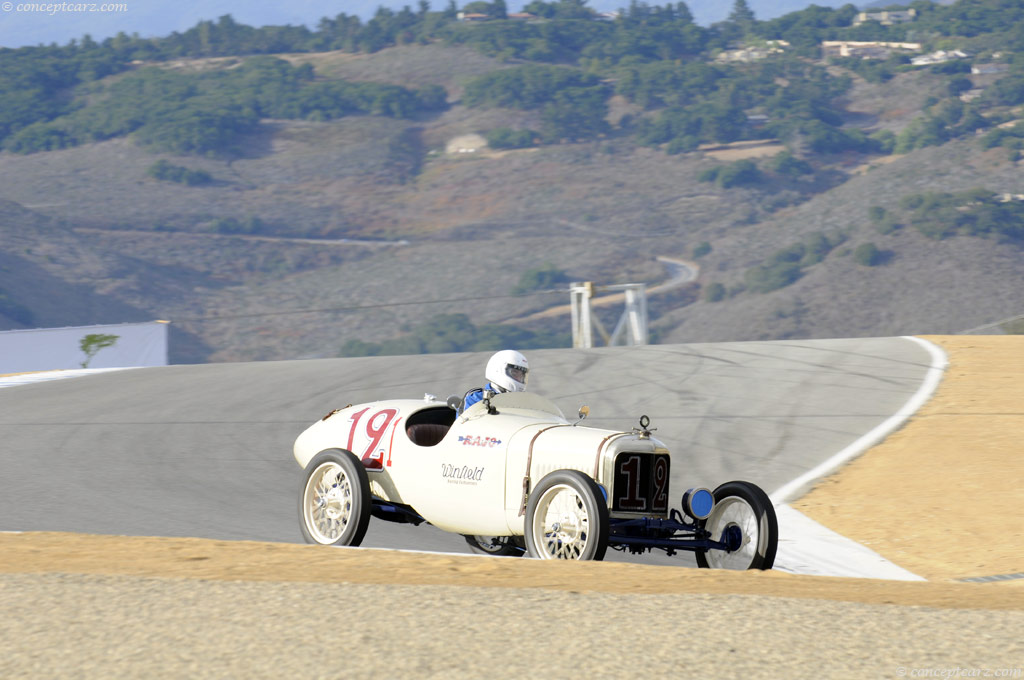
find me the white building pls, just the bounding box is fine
[822,41,922,59]
[854,9,917,26]
[911,49,969,66]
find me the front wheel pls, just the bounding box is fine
[298,449,371,546]
[524,470,609,561]
[695,481,777,570]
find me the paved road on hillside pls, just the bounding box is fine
[0,338,935,565]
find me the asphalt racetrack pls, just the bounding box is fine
[0,337,935,564]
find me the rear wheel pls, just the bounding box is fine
[695,481,777,570]
[298,449,371,546]
[525,470,609,561]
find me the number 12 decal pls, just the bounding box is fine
[347,407,400,470]
[616,454,670,512]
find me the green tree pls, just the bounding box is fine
[948,76,973,98]
[79,333,119,368]
[489,0,508,20]
[984,74,1024,107]
[729,0,755,26]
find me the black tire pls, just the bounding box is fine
[524,470,609,561]
[298,449,372,547]
[695,480,777,570]
[463,535,525,557]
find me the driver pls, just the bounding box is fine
[457,349,529,416]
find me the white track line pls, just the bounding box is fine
[0,367,137,389]
[771,336,948,581]
[770,336,948,505]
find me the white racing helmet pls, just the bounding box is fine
[485,349,529,393]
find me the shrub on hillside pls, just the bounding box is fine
[979,122,1024,151]
[514,263,569,293]
[744,261,802,293]
[869,205,902,234]
[948,76,973,97]
[147,159,213,186]
[853,242,883,266]
[716,159,762,188]
[897,189,1024,241]
[703,282,726,302]
[698,159,763,188]
[486,127,537,149]
[692,241,712,258]
[800,231,845,266]
[894,100,988,154]
[742,230,844,294]
[769,151,812,178]
[697,167,720,183]
[983,74,1024,107]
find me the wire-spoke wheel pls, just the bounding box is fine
[695,481,777,570]
[298,449,371,547]
[525,470,608,561]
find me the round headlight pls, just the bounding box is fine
[682,487,714,520]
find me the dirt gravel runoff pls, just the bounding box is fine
[796,335,1024,582]
[2,335,1023,678]
[2,572,1023,680]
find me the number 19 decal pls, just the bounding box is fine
[347,407,400,470]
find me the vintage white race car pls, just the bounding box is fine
[293,390,778,568]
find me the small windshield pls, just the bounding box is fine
[488,391,563,418]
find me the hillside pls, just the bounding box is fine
[1,1,1023,363]
[0,1,851,49]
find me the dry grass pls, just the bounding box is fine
[4,531,1023,609]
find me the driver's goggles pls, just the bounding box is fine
[505,364,528,384]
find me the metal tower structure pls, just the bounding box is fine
[569,282,649,349]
